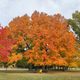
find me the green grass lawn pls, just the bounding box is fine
[0,72,80,80]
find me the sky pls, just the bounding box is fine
[0,0,80,26]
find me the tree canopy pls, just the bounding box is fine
[0,11,77,68]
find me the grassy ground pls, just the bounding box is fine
[0,72,80,80]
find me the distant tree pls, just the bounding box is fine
[68,11,80,42]
[68,11,80,67]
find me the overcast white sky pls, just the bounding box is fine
[0,0,80,26]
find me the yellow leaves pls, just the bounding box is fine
[8,53,22,64]
[69,62,78,67]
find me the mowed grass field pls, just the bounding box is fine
[0,72,80,80]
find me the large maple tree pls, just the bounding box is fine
[7,11,76,67]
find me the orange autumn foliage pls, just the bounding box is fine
[8,53,22,64]
[7,11,76,67]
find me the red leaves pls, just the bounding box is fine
[0,27,14,62]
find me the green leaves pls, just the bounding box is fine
[68,11,80,41]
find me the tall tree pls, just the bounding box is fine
[8,11,76,68]
[26,12,76,67]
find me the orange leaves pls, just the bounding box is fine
[6,11,76,67]
[51,56,57,61]
[28,12,76,66]
[54,58,68,66]
[17,36,24,44]
[59,47,66,52]
[12,44,18,50]
[8,53,22,64]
